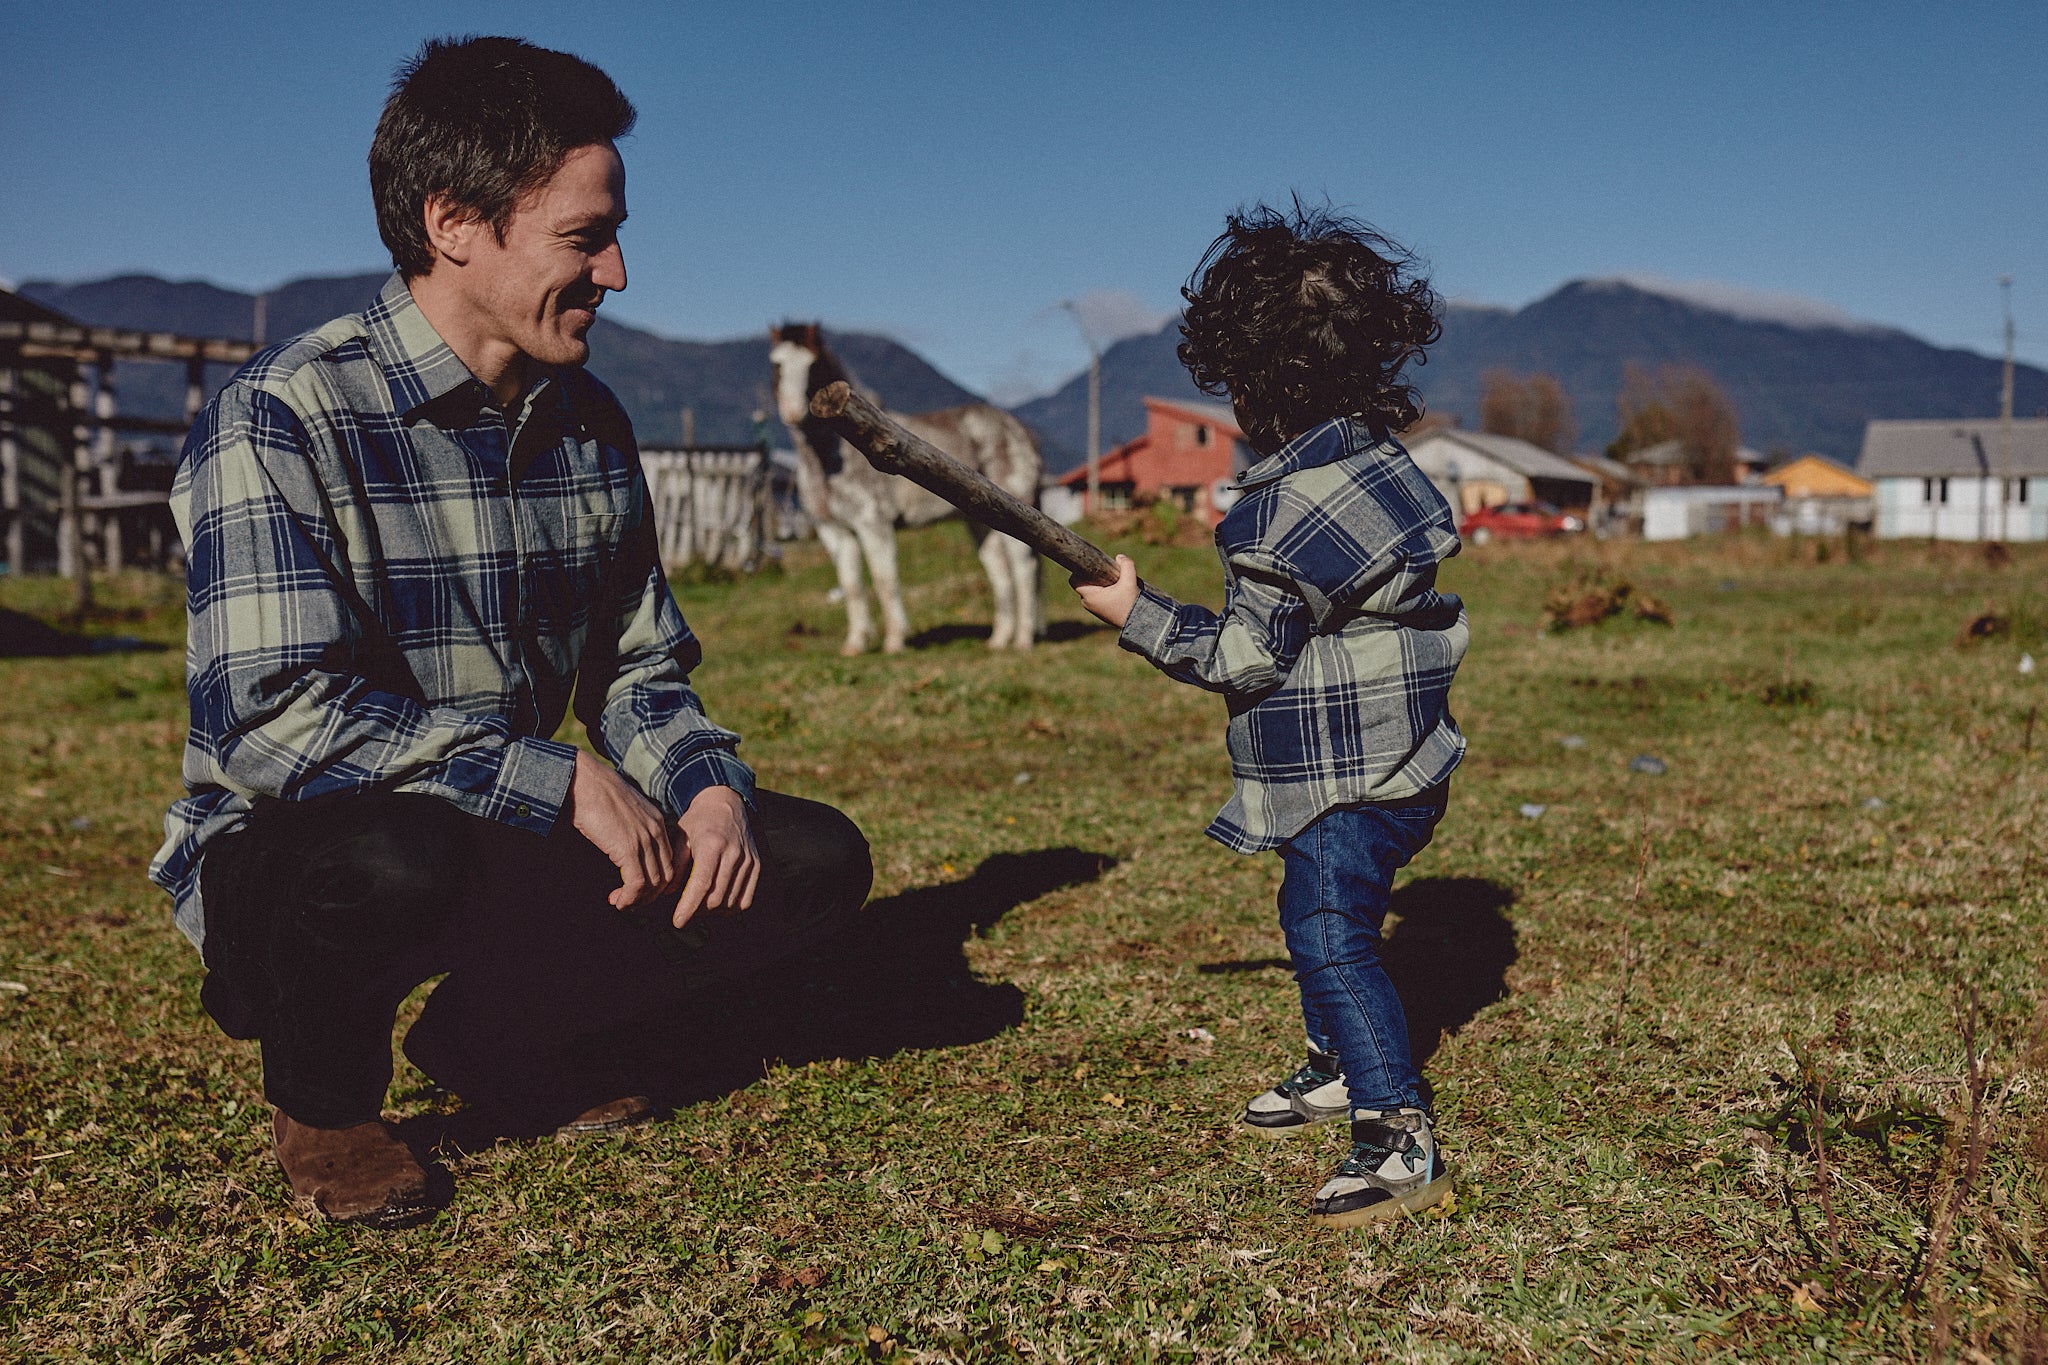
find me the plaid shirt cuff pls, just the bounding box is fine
[1117,582,1182,665]
[662,747,757,818]
[491,736,580,835]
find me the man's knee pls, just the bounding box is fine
[246,793,473,949]
[756,791,873,911]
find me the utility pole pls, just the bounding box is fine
[253,292,267,347]
[2000,276,2015,541]
[1058,301,1101,514]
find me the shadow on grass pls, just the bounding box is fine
[906,619,1112,650]
[1193,876,1518,1071]
[1197,958,1291,975]
[0,606,164,658]
[1383,877,1519,1068]
[620,847,1116,1113]
[400,847,1115,1158]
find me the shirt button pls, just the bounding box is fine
[516,802,532,819]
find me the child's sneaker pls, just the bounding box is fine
[1238,1048,1349,1138]
[1309,1108,1453,1227]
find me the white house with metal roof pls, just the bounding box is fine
[1403,429,1597,516]
[1861,419,2048,540]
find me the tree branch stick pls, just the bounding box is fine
[808,381,1120,587]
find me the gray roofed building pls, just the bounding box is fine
[1568,452,1638,487]
[1626,439,1688,469]
[1859,419,2048,478]
[1405,428,1597,516]
[1863,418,2048,540]
[1413,429,1596,484]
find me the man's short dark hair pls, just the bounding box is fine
[1178,199,1440,453]
[370,36,637,277]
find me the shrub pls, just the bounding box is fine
[1542,575,1674,632]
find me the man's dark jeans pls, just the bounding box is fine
[197,789,872,1130]
[1278,786,1448,1114]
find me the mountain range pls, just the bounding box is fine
[20,272,2046,470]
[1018,282,2048,468]
[15,272,979,447]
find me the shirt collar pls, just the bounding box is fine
[1234,416,1393,490]
[361,271,494,423]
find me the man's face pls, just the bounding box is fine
[463,141,628,371]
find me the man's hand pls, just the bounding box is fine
[1073,553,1141,630]
[672,785,759,928]
[568,749,681,909]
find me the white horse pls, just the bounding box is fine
[770,323,1043,654]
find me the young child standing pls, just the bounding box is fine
[1074,203,1467,1228]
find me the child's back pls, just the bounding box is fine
[1119,413,1466,855]
[1074,201,1466,1227]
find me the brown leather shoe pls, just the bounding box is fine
[272,1111,435,1226]
[556,1095,657,1136]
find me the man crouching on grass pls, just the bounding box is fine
[149,37,871,1226]
[1074,202,1467,1227]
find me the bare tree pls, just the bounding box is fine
[1479,370,1524,441]
[1668,366,1740,482]
[1608,362,1739,483]
[1525,374,1577,456]
[1479,369,1578,455]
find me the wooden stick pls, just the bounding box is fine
[808,381,1120,587]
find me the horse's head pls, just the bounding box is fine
[769,321,828,427]
[769,321,848,473]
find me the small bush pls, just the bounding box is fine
[1763,679,1818,706]
[1146,500,1184,545]
[1956,612,2009,647]
[1543,575,1674,632]
[1086,502,1212,547]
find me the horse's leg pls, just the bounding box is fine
[816,520,873,655]
[852,515,910,654]
[1006,535,1042,650]
[975,525,1019,649]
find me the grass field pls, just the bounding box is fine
[5,523,2046,1362]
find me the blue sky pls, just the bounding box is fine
[4,2,2044,399]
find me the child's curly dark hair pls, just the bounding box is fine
[1178,200,1440,453]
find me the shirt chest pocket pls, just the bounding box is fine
[569,511,626,592]
[524,506,627,637]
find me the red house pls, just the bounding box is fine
[1057,396,1249,526]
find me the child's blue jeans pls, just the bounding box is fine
[1277,786,1447,1113]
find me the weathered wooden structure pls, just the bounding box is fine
[638,443,782,573]
[0,288,254,601]
[1,287,792,591]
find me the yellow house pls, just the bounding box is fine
[1761,454,1873,534]
[1761,454,1872,499]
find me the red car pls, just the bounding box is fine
[1458,502,1584,544]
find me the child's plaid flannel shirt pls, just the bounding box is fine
[1118,417,1468,853]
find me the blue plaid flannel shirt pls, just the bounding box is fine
[150,273,753,950]
[1118,417,1468,854]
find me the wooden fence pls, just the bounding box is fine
[0,292,791,588]
[0,309,255,594]
[639,444,779,573]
